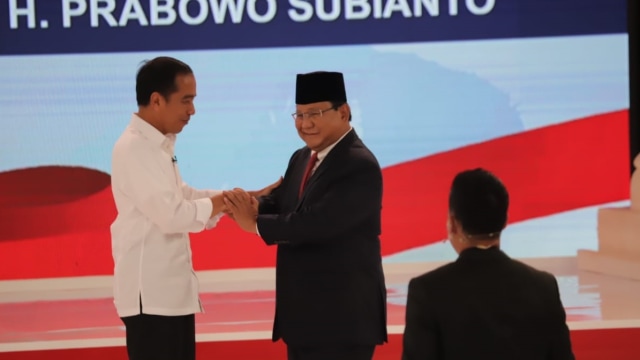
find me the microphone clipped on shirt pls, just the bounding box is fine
[171,156,177,164]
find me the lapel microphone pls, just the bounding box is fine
[171,156,177,163]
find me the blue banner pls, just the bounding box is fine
[0,0,627,55]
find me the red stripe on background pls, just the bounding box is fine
[379,109,629,254]
[0,110,629,280]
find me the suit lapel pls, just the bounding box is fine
[296,130,358,206]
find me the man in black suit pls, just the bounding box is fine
[402,168,575,360]
[224,71,387,360]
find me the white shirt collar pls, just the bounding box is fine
[130,113,176,154]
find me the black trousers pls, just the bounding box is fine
[287,344,376,360]
[120,313,195,360]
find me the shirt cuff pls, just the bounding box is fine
[206,213,224,230]
[194,197,214,229]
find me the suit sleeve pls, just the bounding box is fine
[258,149,299,215]
[547,274,575,360]
[258,187,280,214]
[402,277,439,360]
[547,275,575,360]
[256,158,382,245]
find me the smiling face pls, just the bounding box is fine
[294,101,351,152]
[151,73,196,135]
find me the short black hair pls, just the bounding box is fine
[330,101,352,121]
[448,168,509,237]
[136,57,193,106]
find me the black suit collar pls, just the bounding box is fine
[297,129,358,203]
[300,129,357,161]
[303,129,357,183]
[456,246,510,263]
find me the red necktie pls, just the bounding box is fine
[299,151,318,198]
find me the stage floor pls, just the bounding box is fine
[1,257,640,353]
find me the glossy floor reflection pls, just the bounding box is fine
[1,257,639,352]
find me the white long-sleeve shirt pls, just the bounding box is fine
[110,114,221,317]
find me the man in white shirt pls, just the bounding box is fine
[111,57,278,360]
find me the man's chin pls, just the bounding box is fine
[174,124,187,133]
[302,137,320,150]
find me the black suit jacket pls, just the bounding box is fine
[402,247,575,360]
[257,129,388,347]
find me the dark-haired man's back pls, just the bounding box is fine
[402,246,575,360]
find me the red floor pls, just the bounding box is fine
[2,257,640,359]
[1,328,639,360]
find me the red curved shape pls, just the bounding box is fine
[0,110,630,280]
[0,166,115,241]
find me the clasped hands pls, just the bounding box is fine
[211,177,282,234]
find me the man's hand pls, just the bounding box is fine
[210,193,226,217]
[248,176,283,198]
[223,189,259,234]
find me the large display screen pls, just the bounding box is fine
[0,0,629,280]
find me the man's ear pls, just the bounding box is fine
[339,103,351,121]
[448,213,460,236]
[149,92,163,110]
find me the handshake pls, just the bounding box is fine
[210,177,283,234]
